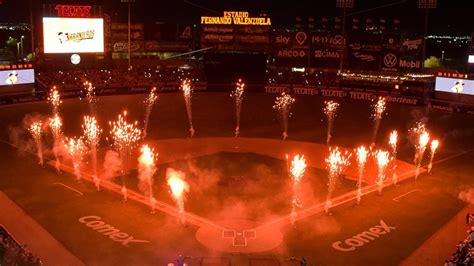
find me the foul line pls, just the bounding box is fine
[53,182,83,196]
[392,189,421,202]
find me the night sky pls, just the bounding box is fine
[1,0,473,34]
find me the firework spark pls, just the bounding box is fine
[230,79,245,137]
[355,146,369,204]
[83,81,97,114]
[28,121,43,166]
[289,154,306,226]
[109,111,142,195]
[49,114,63,172]
[109,111,142,155]
[370,97,386,146]
[82,116,102,189]
[389,130,398,185]
[64,137,86,181]
[138,144,157,213]
[415,131,430,180]
[325,147,351,213]
[180,79,194,137]
[374,150,391,194]
[47,86,62,115]
[166,168,189,224]
[143,87,158,138]
[273,92,295,140]
[427,139,439,174]
[324,101,339,145]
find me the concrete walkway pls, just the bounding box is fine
[401,204,474,266]
[0,192,84,266]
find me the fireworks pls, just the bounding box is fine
[289,154,306,226]
[427,139,439,174]
[143,87,158,138]
[325,147,351,213]
[410,122,427,162]
[166,168,189,225]
[82,116,102,188]
[83,81,97,104]
[180,79,194,137]
[109,111,142,155]
[370,97,386,145]
[138,144,157,209]
[64,137,86,181]
[374,150,391,194]
[273,92,295,140]
[355,146,369,204]
[28,121,43,166]
[47,86,62,115]
[389,130,398,185]
[415,131,430,180]
[230,79,245,137]
[49,114,63,172]
[324,101,339,145]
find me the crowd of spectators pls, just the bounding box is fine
[36,65,206,91]
[1,226,42,265]
[265,68,338,87]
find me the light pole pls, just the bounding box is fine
[121,0,136,69]
[20,35,24,60]
[418,0,437,72]
[336,0,354,73]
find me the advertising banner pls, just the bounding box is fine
[272,31,309,67]
[310,32,344,68]
[346,33,381,70]
[399,37,423,72]
[43,17,104,53]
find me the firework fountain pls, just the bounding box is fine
[28,122,43,166]
[166,168,189,225]
[82,116,102,190]
[427,139,439,174]
[47,86,62,116]
[370,97,386,146]
[410,122,427,163]
[355,146,369,204]
[64,137,86,181]
[48,114,63,172]
[143,87,158,138]
[415,131,430,180]
[109,111,142,200]
[389,130,398,185]
[230,79,245,137]
[288,154,307,226]
[138,144,158,213]
[324,101,339,145]
[180,79,195,137]
[83,81,97,114]
[325,147,351,214]
[273,92,295,140]
[374,150,391,194]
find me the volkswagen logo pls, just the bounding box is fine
[383,53,397,68]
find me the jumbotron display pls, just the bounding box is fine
[435,76,474,95]
[43,17,104,54]
[0,69,35,86]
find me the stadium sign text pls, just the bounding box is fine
[79,216,150,246]
[332,220,396,252]
[55,5,92,17]
[201,11,271,25]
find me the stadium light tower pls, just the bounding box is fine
[336,0,354,73]
[121,0,136,69]
[418,0,437,72]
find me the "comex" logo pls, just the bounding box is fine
[79,216,150,246]
[332,220,396,252]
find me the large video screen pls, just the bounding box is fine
[435,77,474,95]
[0,69,35,86]
[43,17,104,53]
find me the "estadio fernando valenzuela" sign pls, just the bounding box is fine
[201,11,271,26]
